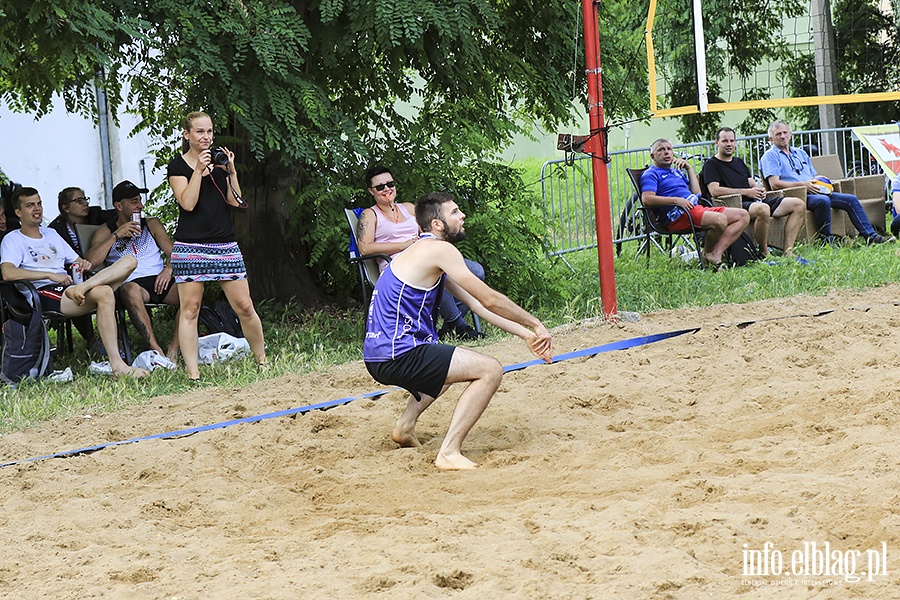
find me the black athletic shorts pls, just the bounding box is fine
[128,274,175,304]
[365,343,456,401]
[36,284,67,313]
[742,195,783,214]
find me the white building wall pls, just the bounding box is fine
[0,94,166,223]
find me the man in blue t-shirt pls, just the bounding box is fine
[363,191,552,470]
[641,138,749,269]
[760,119,891,245]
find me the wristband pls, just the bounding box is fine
[113,232,120,242]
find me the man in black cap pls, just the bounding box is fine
[86,180,180,360]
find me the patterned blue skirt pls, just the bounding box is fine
[171,241,247,284]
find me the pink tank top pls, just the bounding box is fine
[372,203,418,271]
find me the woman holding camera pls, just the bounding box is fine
[167,111,267,381]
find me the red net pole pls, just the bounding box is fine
[582,0,618,319]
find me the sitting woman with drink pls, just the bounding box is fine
[166,111,268,381]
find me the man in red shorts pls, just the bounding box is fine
[641,138,749,270]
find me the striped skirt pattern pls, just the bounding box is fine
[171,241,247,284]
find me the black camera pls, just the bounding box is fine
[208,146,229,166]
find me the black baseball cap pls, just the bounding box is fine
[112,180,149,203]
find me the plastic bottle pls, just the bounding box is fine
[666,206,684,222]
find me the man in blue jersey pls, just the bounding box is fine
[363,191,553,470]
[641,138,749,270]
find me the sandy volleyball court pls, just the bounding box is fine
[2,284,900,598]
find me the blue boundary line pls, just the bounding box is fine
[0,327,699,468]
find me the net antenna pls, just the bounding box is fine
[693,0,708,113]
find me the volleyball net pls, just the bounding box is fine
[645,0,900,118]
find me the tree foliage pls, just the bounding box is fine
[0,0,581,306]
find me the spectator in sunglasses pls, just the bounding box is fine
[357,165,486,341]
[49,187,115,256]
[47,186,116,355]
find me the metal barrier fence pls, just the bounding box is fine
[541,126,886,257]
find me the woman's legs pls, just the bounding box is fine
[220,279,267,366]
[176,281,204,379]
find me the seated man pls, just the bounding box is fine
[358,165,485,341]
[86,181,180,360]
[364,191,552,470]
[0,187,147,378]
[641,138,749,269]
[760,119,891,245]
[702,127,806,257]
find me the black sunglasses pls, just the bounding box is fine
[370,180,396,192]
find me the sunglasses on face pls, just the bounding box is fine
[67,197,89,206]
[370,181,396,192]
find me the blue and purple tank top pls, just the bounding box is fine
[363,263,444,362]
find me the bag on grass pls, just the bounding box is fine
[199,300,244,338]
[1,287,52,385]
[197,332,251,365]
[726,232,764,267]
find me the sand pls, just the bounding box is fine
[2,284,900,598]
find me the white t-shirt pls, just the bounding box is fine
[0,227,79,289]
[104,221,165,282]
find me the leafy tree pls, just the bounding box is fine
[0,0,580,307]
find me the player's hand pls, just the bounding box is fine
[526,324,553,363]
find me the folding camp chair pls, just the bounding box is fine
[625,167,707,268]
[344,207,391,307]
[343,207,482,334]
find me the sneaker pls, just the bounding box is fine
[866,234,894,245]
[437,324,454,341]
[892,216,900,238]
[454,324,486,341]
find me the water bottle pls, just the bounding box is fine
[666,206,684,222]
[686,193,699,206]
[71,263,83,285]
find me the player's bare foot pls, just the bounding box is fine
[435,451,479,470]
[391,422,421,447]
[113,366,150,379]
[64,284,87,306]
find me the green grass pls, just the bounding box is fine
[2,234,899,434]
